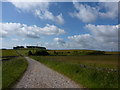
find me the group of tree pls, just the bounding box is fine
[28,50,49,56]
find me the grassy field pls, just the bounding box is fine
[31,55,118,88]
[41,55,118,69]
[2,49,28,88]
[2,49,19,57]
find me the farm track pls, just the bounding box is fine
[14,57,81,88]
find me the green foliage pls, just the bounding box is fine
[31,56,118,88]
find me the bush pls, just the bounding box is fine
[28,51,33,55]
[54,51,58,55]
[87,51,105,55]
[35,50,49,56]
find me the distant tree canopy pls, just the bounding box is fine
[35,50,49,56]
[51,50,106,56]
[28,50,49,56]
[13,46,24,49]
[86,51,105,55]
[26,46,46,50]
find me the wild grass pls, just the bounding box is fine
[2,57,28,88]
[31,56,118,88]
[2,49,28,88]
[40,55,118,69]
[2,49,19,57]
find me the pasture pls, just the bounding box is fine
[2,49,28,88]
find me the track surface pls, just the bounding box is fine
[14,57,81,88]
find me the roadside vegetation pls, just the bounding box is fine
[2,50,28,88]
[31,56,118,88]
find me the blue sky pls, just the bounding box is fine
[1,1,119,51]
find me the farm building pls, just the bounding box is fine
[26,46,46,50]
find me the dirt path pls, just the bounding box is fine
[14,57,81,88]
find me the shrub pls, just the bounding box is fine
[54,51,58,55]
[35,50,49,56]
[87,51,105,55]
[28,51,33,55]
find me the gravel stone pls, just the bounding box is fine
[14,57,81,88]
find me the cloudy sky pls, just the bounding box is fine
[1,1,119,51]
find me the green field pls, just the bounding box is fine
[2,50,28,88]
[2,49,118,88]
[31,54,118,88]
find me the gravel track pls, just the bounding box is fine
[14,57,81,88]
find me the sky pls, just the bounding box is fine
[0,1,119,51]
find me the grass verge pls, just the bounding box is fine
[2,56,28,88]
[31,56,118,88]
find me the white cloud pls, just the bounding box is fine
[54,37,66,46]
[0,22,65,38]
[12,38,25,41]
[70,2,118,23]
[8,1,64,24]
[44,24,119,51]
[98,2,118,19]
[70,3,98,23]
[85,24,118,43]
[42,37,67,49]
[12,38,19,41]
[67,24,119,51]
[68,34,96,49]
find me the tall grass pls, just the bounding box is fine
[2,57,28,88]
[2,49,28,88]
[31,56,118,88]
